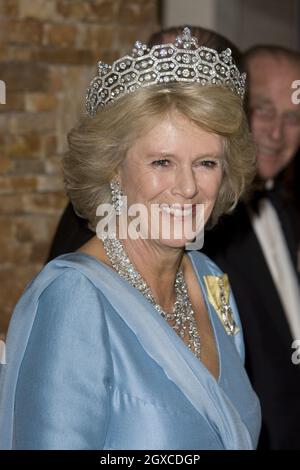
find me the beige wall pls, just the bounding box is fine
[163,0,300,51]
[0,0,159,337]
[217,0,299,51]
[163,0,217,30]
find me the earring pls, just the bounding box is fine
[110,179,124,215]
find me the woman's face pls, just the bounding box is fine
[117,112,224,248]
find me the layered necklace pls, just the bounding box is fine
[102,236,201,360]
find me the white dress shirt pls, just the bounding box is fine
[250,196,300,340]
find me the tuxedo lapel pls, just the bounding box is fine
[267,194,299,276]
[210,203,294,345]
[244,208,296,345]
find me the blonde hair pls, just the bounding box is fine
[63,83,255,231]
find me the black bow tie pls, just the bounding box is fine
[250,180,286,213]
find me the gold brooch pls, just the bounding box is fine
[203,274,240,335]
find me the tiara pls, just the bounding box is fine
[86,27,246,116]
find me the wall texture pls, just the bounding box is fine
[163,0,300,51]
[0,0,159,337]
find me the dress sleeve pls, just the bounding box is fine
[13,269,113,449]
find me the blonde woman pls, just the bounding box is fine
[0,28,260,450]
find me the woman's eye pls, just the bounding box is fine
[196,160,218,168]
[151,159,170,167]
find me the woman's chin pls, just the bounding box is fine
[155,236,197,250]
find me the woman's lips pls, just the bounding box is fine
[159,204,197,217]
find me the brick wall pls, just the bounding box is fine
[0,0,159,337]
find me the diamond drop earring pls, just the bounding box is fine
[110,179,124,215]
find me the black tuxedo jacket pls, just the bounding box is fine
[203,195,300,449]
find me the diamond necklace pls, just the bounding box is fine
[102,236,201,360]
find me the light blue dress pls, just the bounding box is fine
[0,251,261,449]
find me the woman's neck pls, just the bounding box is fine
[78,235,188,312]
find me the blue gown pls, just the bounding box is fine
[0,251,261,449]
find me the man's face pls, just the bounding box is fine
[247,55,300,180]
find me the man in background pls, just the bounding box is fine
[204,46,300,449]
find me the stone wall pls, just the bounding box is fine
[0,0,159,337]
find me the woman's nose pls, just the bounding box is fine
[171,167,198,199]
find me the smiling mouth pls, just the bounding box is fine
[159,204,197,217]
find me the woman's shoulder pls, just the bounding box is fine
[15,253,110,319]
[7,253,111,352]
[43,254,100,294]
[35,252,107,288]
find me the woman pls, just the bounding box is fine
[0,28,260,449]
[46,24,243,260]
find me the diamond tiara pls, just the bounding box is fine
[86,27,246,116]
